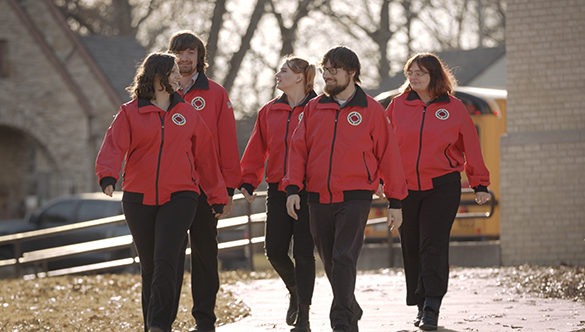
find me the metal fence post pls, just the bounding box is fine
[246,200,255,271]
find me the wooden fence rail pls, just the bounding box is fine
[0,189,495,279]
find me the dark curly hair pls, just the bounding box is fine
[126,52,177,100]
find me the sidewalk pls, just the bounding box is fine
[217,268,585,332]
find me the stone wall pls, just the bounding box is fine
[0,0,118,216]
[502,0,585,265]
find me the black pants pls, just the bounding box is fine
[122,191,198,332]
[399,175,461,306]
[265,185,315,305]
[174,193,219,330]
[308,199,371,331]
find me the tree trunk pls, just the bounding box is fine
[222,0,268,93]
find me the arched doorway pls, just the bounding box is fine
[0,125,58,219]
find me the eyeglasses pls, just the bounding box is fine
[319,66,339,75]
[406,70,429,78]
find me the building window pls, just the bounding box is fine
[0,40,8,78]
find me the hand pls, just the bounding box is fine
[387,208,403,231]
[475,192,491,205]
[211,204,225,218]
[104,185,114,197]
[375,184,385,199]
[286,194,301,220]
[241,188,256,204]
[222,196,233,217]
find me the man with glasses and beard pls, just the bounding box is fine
[284,46,407,332]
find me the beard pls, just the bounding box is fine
[324,79,350,97]
[178,62,196,75]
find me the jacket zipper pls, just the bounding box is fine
[283,111,293,177]
[327,110,340,203]
[362,152,373,184]
[155,113,165,205]
[443,144,456,168]
[186,152,196,184]
[415,106,427,190]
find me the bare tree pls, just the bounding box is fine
[417,0,505,50]
[268,0,324,59]
[222,0,269,93]
[52,0,506,115]
[53,0,157,36]
[323,0,398,83]
[206,0,227,78]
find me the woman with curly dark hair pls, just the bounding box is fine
[95,52,227,332]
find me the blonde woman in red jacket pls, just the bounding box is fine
[386,53,491,331]
[95,52,227,332]
[240,57,317,332]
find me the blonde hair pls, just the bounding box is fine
[284,57,316,94]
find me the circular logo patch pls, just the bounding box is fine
[347,111,362,126]
[172,113,187,126]
[191,96,206,111]
[435,109,450,120]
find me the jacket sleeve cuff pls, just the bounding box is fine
[99,177,117,193]
[388,198,402,209]
[239,183,254,196]
[285,185,300,196]
[227,187,235,196]
[473,185,488,193]
[212,204,224,215]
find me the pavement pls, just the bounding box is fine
[216,268,585,332]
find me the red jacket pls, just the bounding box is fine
[240,91,317,192]
[283,86,408,204]
[386,91,490,191]
[180,73,241,193]
[95,93,228,206]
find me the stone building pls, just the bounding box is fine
[0,0,144,218]
[502,0,585,265]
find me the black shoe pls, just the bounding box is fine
[419,308,439,331]
[414,305,423,327]
[291,304,311,331]
[286,291,299,326]
[349,306,362,332]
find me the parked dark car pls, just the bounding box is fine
[0,192,131,273]
[0,192,249,273]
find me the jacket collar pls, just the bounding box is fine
[187,71,210,92]
[137,92,184,111]
[319,85,368,108]
[275,90,318,108]
[406,90,450,105]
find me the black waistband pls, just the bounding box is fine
[307,190,373,203]
[431,171,461,188]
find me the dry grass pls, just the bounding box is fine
[0,271,276,331]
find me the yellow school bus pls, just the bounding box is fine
[367,86,506,242]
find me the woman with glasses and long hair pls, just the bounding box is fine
[385,52,491,331]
